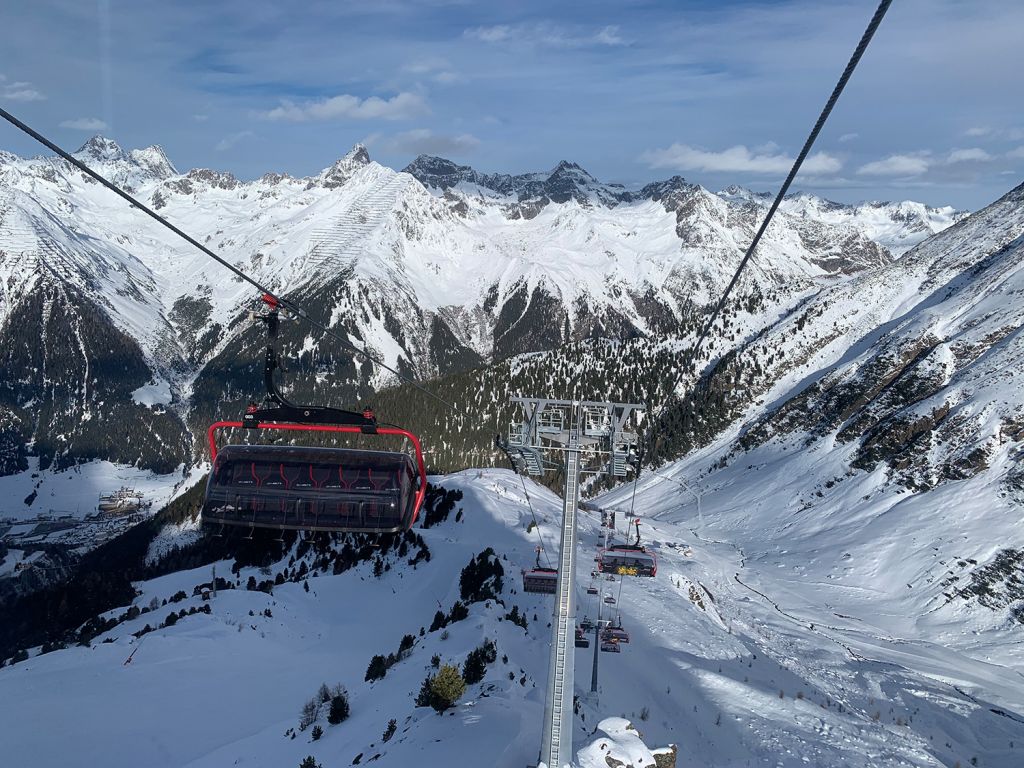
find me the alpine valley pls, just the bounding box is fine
[2,136,1024,768]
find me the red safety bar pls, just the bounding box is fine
[207,421,428,525]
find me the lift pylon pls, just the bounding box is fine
[506,398,643,768]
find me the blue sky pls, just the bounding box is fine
[1,0,1021,209]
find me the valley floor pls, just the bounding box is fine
[1,455,1022,767]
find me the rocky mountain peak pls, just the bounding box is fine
[318,144,372,189]
[639,175,697,203]
[344,143,370,166]
[548,160,592,178]
[129,145,177,181]
[402,155,475,189]
[74,135,127,163]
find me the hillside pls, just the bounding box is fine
[3,452,1022,767]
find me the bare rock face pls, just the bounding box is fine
[652,745,678,768]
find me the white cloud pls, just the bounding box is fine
[641,143,841,175]
[1007,146,1024,159]
[962,126,1024,142]
[215,130,254,152]
[593,26,625,46]
[193,114,209,122]
[838,132,859,143]
[946,147,992,163]
[1,78,45,102]
[404,57,448,75]
[261,92,427,122]
[856,154,931,177]
[387,129,480,156]
[403,58,461,84]
[59,117,108,131]
[464,23,627,48]
[464,25,513,43]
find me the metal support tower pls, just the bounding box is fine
[506,398,643,768]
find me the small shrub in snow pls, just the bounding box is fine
[382,719,397,742]
[429,610,446,632]
[311,725,323,741]
[299,698,319,731]
[365,655,388,682]
[458,549,504,603]
[462,640,497,685]
[327,692,350,725]
[415,674,434,708]
[428,665,466,712]
[299,757,320,768]
[447,601,468,623]
[504,605,527,630]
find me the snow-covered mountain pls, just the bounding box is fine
[720,184,967,256]
[0,137,959,481]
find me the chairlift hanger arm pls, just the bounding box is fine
[247,294,377,432]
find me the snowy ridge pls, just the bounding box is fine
[720,185,967,256]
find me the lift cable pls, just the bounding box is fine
[518,472,552,569]
[636,0,894,470]
[0,104,461,418]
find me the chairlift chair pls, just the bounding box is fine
[522,545,558,594]
[202,295,427,535]
[596,518,657,576]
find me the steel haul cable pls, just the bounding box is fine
[636,0,894,472]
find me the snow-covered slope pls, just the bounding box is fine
[0,471,677,768]
[4,460,1022,768]
[3,176,1023,761]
